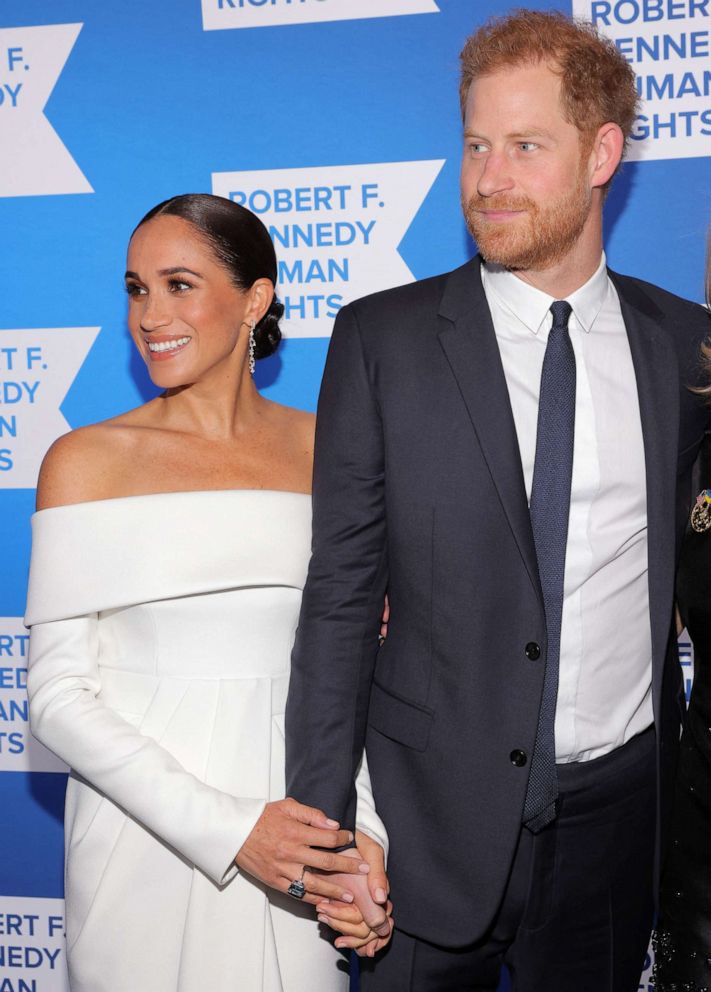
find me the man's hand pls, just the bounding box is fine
[316,832,393,954]
[356,829,389,908]
[380,595,390,642]
[315,836,391,938]
[316,898,394,956]
[235,798,370,906]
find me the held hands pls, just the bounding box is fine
[380,595,389,643]
[235,798,370,906]
[307,587,391,956]
[316,831,394,957]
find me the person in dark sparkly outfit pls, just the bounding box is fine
[655,240,711,991]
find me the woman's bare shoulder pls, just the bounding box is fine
[36,413,150,511]
[266,401,315,444]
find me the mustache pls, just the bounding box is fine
[464,193,536,213]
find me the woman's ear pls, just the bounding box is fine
[244,278,274,326]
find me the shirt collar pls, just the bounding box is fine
[481,253,609,335]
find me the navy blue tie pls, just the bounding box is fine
[523,300,576,833]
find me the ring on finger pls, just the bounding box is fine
[287,865,307,900]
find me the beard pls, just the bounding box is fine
[462,169,593,271]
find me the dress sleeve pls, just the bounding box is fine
[27,614,265,886]
[354,750,388,863]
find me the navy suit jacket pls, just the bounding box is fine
[285,256,711,946]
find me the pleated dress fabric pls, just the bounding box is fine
[25,491,386,992]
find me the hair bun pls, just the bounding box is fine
[253,297,283,361]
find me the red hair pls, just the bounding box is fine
[459,9,639,151]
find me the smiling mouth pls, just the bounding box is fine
[145,336,192,358]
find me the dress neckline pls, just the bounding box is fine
[33,488,312,517]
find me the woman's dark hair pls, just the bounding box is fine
[134,193,283,361]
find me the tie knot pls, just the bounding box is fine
[550,300,572,329]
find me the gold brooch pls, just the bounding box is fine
[691,490,711,533]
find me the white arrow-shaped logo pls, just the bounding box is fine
[0,617,68,774]
[0,24,92,197]
[570,1,711,162]
[202,0,439,31]
[0,327,100,488]
[213,160,444,337]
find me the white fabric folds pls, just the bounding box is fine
[25,490,387,992]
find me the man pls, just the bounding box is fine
[286,10,711,989]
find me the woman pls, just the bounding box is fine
[24,194,392,991]
[654,240,711,990]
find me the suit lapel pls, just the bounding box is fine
[436,259,680,666]
[611,270,679,711]
[437,257,542,603]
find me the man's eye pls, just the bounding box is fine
[519,142,539,152]
[468,143,488,155]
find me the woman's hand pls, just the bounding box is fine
[235,798,369,906]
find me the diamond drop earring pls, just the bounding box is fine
[248,320,256,376]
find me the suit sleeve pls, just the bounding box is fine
[286,302,387,831]
[27,614,266,885]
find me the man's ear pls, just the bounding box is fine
[589,122,625,189]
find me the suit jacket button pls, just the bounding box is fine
[510,749,528,767]
[525,642,541,660]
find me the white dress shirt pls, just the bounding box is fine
[481,256,653,762]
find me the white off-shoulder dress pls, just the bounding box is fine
[24,490,386,992]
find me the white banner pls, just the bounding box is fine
[0,24,92,197]
[0,618,67,774]
[213,160,445,337]
[0,327,99,489]
[573,0,711,161]
[0,896,69,990]
[202,0,439,31]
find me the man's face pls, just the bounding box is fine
[460,61,595,271]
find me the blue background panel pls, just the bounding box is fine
[0,2,707,989]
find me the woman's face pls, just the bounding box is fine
[125,214,249,389]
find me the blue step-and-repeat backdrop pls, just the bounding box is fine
[0,1,709,988]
